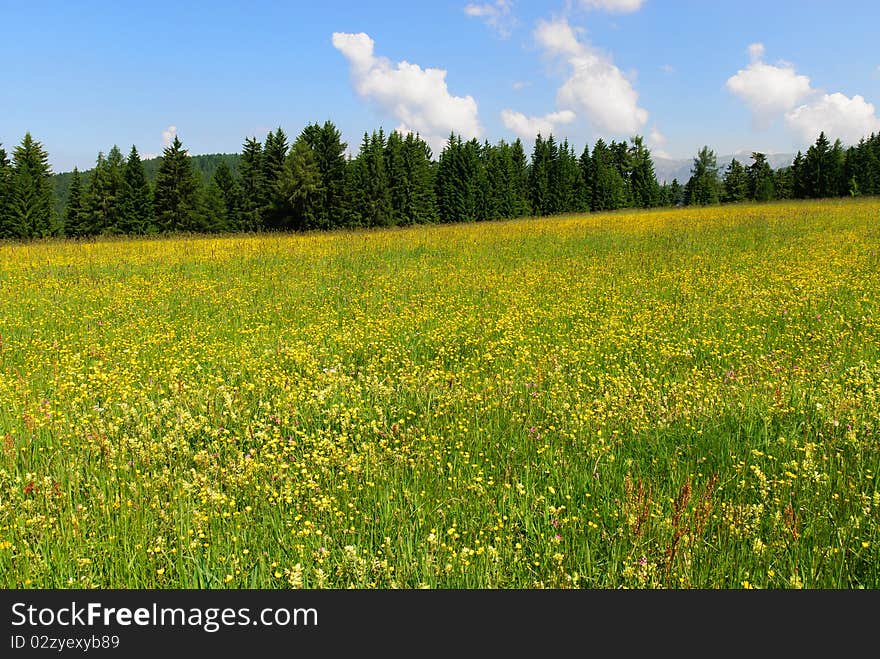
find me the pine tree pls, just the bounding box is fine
[277,136,322,231]
[9,133,55,238]
[791,151,807,198]
[684,146,720,206]
[577,145,592,212]
[509,138,531,217]
[747,152,775,201]
[212,161,242,231]
[239,137,266,231]
[300,121,348,229]
[484,140,512,221]
[590,139,628,211]
[119,146,153,234]
[351,130,393,227]
[403,133,438,225]
[153,135,202,232]
[628,135,660,208]
[64,167,88,237]
[528,134,551,216]
[722,158,749,202]
[262,128,289,229]
[0,144,11,238]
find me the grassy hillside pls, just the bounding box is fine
[0,198,878,588]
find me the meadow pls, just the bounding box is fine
[0,198,878,589]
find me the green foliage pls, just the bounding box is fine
[684,146,721,206]
[277,136,323,231]
[350,130,393,228]
[152,136,202,233]
[748,152,776,202]
[628,135,660,209]
[300,121,348,230]
[239,137,266,231]
[119,146,153,234]
[722,158,749,203]
[8,133,55,238]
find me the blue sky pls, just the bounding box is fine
[2,0,879,172]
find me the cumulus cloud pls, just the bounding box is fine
[534,17,648,135]
[162,125,177,147]
[648,128,669,158]
[332,31,482,153]
[464,1,516,38]
[500,109,576,140]
[578,0,645,12]
[725,44,812,124]
[785,93,880,144]
[727,43,880,144]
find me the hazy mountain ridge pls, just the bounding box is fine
[654,152,796,184]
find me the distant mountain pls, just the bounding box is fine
[654,152,796,184]
[52,153,240,214]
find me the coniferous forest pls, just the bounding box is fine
[1,122,878,240]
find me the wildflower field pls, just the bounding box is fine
[1,198,878,589]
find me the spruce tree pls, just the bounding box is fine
[119,146,153,234]
[403,133,438,225]
[722,158,749,202]
[509,138,531,217]
[277,136,322,231]
[684,146,720,206]
[64,167,87,237]
[262,128,289,229]
[301,121,348,230]
[239,137,266,231]
[10,133,55,238]
[153,135,202,232]
[628,136,660,208]
[528,134,551,216]
[351,130,393,227]
[747,152,775,201]
[484,140,512,221]
[0,144,11,238]
[212,161,242,231]
[577,145,593,213]
[590,139,628,211]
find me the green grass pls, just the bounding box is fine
[0,198,878,588]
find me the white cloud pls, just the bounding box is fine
[747,42,765,62]
[500,109,576,140]
[464,1,516,38]
[512,80,531,91]
[162,125,177,147]
[332,31,482,154]
[578,0,644,12]
[726,45,812,124]
[534,17,648,135]
[785,93,880,144]
[727,43,880,144]
[648,128,669,158]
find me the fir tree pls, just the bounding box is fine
[277,136,322,231]
[590,139,628,211]
[300,121,348,229]
[212,161,242,231]
[119,146,153,234]
[628,136,660,209]
[153,135,202,232]
[10,133,55,238]
[239,137,266,231]
[684,146,720,205]
[262,128,289,229]
[0,144,11,238]
[64,167,88,237]
[509,138,531,217]
[722,158,749,202]
[747,152,775,201]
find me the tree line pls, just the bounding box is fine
[1,124,878,240]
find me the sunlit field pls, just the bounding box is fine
[1,198,878,589]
